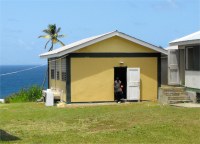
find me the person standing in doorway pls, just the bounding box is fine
[114,77,123,103]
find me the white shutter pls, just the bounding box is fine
[51,61,56,70]
[61,58,66,81]
[50,60,56,79]
[168,49,180,85]
[127,68,140,100]
[61,58,66,72]
[56,60,60,72]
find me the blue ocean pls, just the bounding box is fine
[0,65,48,99]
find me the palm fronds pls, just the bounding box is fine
[39,24,65,51]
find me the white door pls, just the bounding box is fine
[168,49,180,85]
[127,68,140,100]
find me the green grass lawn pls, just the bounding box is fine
[0,102,200,144]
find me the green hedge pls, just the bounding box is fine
[5,86,42,103]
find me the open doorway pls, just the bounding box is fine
[114,67,127,99]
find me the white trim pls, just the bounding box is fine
[165,46,178,50]
[169,39,200,46]
[40,31,167,59]
[185,47,193,70]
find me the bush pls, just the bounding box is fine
[5,86,42,103]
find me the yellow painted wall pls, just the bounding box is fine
[75,36,157,53]
[49,59,66,102]
[49,35,159,102]
[71,58,157,102]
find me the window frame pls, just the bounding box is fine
[185,45,200,71]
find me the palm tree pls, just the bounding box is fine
[39,24,65,89]
[39,24,65,51]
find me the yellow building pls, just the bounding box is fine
[40,31,167,103]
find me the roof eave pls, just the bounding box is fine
[39,31,168,58]
[40,31,118,58]
[169,39,200,46]
[117,32,168,55]
[40,54,57,59]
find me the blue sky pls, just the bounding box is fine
[0,0,199,65]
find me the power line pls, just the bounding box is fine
[0,64,46,77]
[0,55,67,77]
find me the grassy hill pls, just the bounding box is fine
[0,102,200,143]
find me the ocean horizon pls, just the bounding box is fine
[0,65,48,99]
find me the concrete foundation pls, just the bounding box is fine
[186,91,197,103]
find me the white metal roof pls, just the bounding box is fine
[40,30,167,58]
[169,31,200,46]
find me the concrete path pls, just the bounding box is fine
[171,103,200,108]
[56,102,129,108]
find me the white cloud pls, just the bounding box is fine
[166,0,178,8]
[151,0,179,11]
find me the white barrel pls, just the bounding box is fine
[45,90,54,106]
[0,99,4,103]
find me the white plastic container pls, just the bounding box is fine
[45,90,54,106]
[0,99,4,103]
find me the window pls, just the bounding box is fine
[186,45,200,71]
[56,60,60,80]
[61,58,66,81]
[50,61,56,79]
[51,69,55,79]
[57,71,60,80]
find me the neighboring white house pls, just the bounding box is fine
[167,31,200,96]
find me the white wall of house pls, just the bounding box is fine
[185,71,200,89]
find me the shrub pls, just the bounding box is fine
[5,85,42,103]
